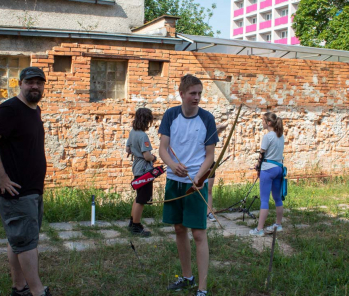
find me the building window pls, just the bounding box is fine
[148,61,163,76]
[266,13,272,20]
[266,34,271,41]
[252,17,257,24]
[238,2,244,8]
[238,21,244,27]
[0,56,30,100]
[53,56,72,72]
[281,30,288,38]
[281,9,288,16]
[90,59,127,102]
[251,0,257,3]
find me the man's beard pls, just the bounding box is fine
[25,90,42,103]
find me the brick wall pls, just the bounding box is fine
[11,42,349,195]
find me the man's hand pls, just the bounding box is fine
[170,163,188,177]
[0,173,21,196]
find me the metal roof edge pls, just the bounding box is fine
[177,33,349,58]
[0,27,183,45]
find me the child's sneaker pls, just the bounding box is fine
[167,276,196,291]
[249,228,264,236]
[11,284,32,296]
[128,217,133,229]
[207,212,216,222]
[131,223,151,237]
[196,290,208,296]
[265,224,283,234]
[39,287,52,296]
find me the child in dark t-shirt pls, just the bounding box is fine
[126,108,157,237]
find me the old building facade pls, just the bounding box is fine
[0,1,348,196]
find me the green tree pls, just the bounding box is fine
[293,0,349,50]
[145,0,218,37]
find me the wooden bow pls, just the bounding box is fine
[208,104,242,179]
[149,104,243,208]
[169,146,223,229]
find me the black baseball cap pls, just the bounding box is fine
[20,67,46,81]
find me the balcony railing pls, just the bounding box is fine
[275,0,288,4]
[233,27,244,35]
[275,38,288,44]
[234,8,244,17]
[275,16,288,26]
[246,4,257,13]
[246,24,257,33]
[260,0,272,9]
[259,20,272,29]
[291,36,300,45]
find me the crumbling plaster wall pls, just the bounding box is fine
[1,40,348,195]
[0,0,144,33]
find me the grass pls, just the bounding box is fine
[0,177,348,295]
[43,186,165,223]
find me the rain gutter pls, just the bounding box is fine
[0,27,183,45]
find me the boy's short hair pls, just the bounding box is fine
[179,74,202,93]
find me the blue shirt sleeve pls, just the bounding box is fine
[198,109,219,146]
[158,109,170,137]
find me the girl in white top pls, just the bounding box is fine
[250,112,285,236]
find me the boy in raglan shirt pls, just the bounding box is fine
[159,74,219,296]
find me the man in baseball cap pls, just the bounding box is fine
[0,67,52,296]
[20,66,46,82]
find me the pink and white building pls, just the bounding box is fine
[231,0,300,45]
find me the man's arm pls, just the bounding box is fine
[0,151,21,196]
[159,135,187,177]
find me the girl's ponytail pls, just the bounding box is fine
[274,117,284,138]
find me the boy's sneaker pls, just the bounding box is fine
[167,276,196,291]
[40,287,52,296]
[207,212,216,222]
[249,228,265,236]
[265,224,283,234]
[11,284,32,296]
[131,223,151,237]
[196,290,208,296]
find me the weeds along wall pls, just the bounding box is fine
[3,41,349,195]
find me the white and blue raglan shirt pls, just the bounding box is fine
[159,106,219,183]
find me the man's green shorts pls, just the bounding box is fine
[163,178,208,229]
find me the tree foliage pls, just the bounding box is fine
[144,0,218,37]
[293,0,349,50]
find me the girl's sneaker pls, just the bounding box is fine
[249,228,264,236]
[167,276,196,291]
[207,212,216,222]
[196,290,208,296]
[265,224,283,234]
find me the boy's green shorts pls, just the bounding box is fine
[162,178,208,229]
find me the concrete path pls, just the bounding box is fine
[0,211,295,255]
